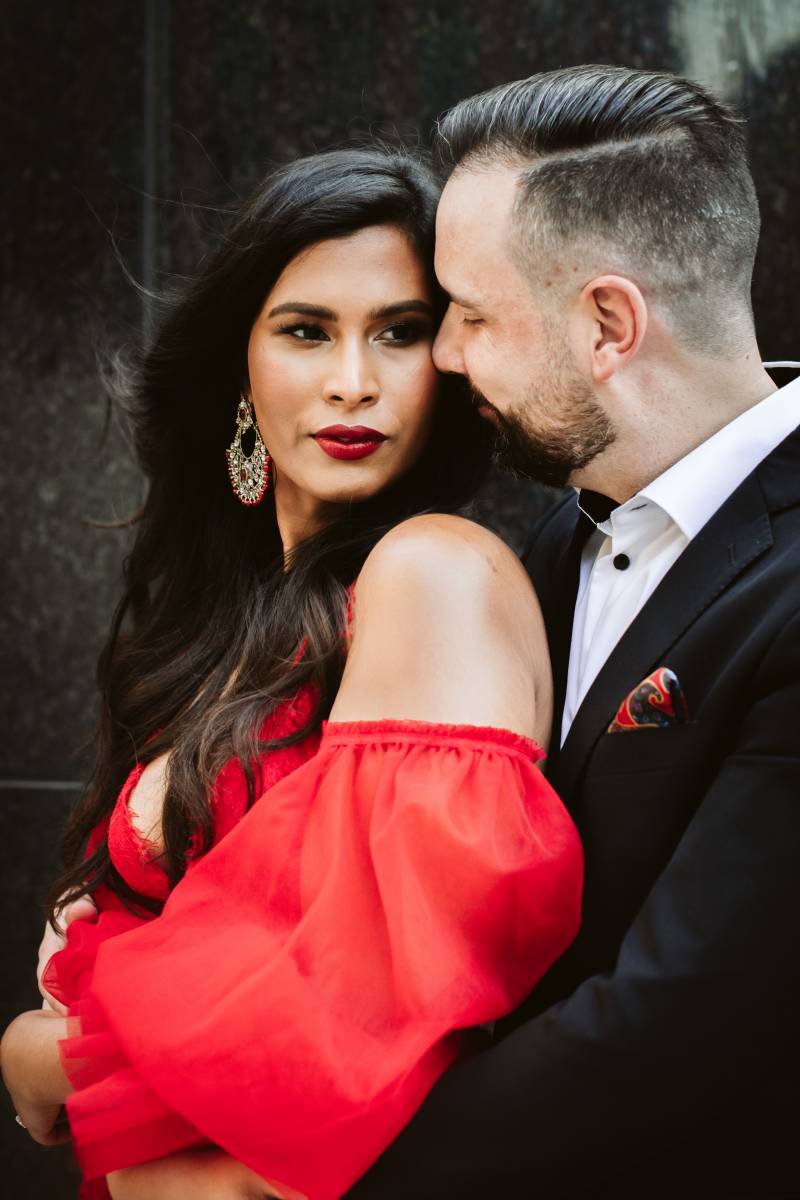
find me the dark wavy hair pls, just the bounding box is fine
[48,146,492,923]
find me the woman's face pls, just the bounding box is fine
[247,224,439,543]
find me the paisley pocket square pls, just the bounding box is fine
[608,667,689,732]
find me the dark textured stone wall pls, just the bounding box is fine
[3,2,799,1192]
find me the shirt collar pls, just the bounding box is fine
[583,371,800,542]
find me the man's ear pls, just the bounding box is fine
[580,275,647,383]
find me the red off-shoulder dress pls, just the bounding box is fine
[49,683,582,1200]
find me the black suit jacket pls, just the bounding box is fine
[349,427,800,1198]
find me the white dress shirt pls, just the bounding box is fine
[561,369,800,744]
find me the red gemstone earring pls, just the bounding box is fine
[226,396,270,505]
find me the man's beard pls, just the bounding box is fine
[469,375,616,490]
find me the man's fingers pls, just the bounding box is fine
[36,893,99,1001]
[64,896,98,923]
[40,995,68,1017]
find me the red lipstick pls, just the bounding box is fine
[313,425,387,461]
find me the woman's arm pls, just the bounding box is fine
[107,1149,281,1200]
[0,1009,71,1144]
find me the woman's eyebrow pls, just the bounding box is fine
[267,299,434,322]
[366,300,434,320]
[267,302,338,320]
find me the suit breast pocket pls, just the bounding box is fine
[576,721,710,949]
[589,720,703,777]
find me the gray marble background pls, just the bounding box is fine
[2,1,799,1192]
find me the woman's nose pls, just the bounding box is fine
[432,305,465,375]
[322,339,379,406]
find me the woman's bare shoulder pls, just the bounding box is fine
[356,513,540,625]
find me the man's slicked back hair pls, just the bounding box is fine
[433,66,760,354]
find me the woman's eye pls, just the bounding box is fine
[377,322,425,344]
[461,315,483,327]
[280,323,329,341]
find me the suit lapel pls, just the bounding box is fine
[525,499,590,775]
[549,471,774,801]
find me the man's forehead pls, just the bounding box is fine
[438,161,523,227]
[435,162,524,299]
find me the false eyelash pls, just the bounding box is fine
[378,321,428,342]
[275,323,329,340]
[274,321,429,343]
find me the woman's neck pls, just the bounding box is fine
[273,474,344,558]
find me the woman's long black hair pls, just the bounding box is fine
[48,146,492,922]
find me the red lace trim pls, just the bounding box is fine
[321,719,545,762]
[108,762,170,901]
[116,764,161,851]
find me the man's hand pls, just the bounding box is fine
[37,893,98,1015]
[1,1010,71,1145]
[107,1149,284,1199]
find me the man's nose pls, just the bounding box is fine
[432,305,465,376]
[322,338,379,406]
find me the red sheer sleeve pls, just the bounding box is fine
[61,721,582,1200]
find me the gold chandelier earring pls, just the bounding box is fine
[226,395,270,506]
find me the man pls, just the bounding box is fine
[349,65,799,1199]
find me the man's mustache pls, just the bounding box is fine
[467,384,510,435]
[467,384,503,421]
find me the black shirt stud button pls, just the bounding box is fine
[613,553,631,570]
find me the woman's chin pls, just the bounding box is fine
[315,478,393,506]
[273,453,419,520]
[307,462,411,507]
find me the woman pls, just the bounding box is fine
[1,146,582,1200]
